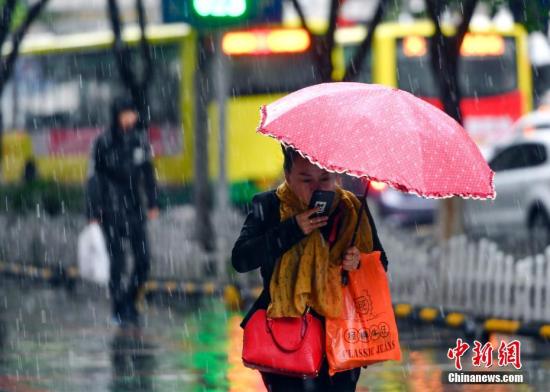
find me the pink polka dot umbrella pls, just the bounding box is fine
[257,82,495,200]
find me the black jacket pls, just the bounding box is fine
[86,125,158,222]
[232,190,388,327]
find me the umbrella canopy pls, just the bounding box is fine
[258,82,495,200]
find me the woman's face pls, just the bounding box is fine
[285,155,338,205]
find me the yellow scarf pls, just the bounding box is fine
[267,182,373,318]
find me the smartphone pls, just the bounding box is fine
[308,190,335,218]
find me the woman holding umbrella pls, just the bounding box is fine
[232,145,388,391]
[233,82,495,391]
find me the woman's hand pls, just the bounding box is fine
[342,246,361,271]
[295,207,329,235]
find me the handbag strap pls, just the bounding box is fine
[266,309,311,353]
[342,182,370,285]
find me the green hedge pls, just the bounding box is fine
[0,180,259,216]
[0,181,196,216]
[0,180,85,215]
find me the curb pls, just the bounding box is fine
[393,303,550,341]
[0,261,226,297]
[0,261,57,281]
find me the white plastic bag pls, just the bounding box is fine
[77,222,110,285]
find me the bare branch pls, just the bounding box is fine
[136,0,146,37]
[291,0,328,81]
[324,0,339,61]
[289,0,311,35]
[136,0,152,92]
[425,0,443,38]
[107,0,152,128]
[425,0,446,88]
[107,0,140,102]
[0,0,49,171]
[107,0,123,48]
[455,0,479,49]
[0,0,49,93]
[343,0,387,82]
[0,0,16,49]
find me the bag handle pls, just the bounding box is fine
[266,309,311,353]
[342,181,370,285]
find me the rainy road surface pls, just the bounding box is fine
[1,279,550,392]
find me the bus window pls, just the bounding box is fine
[227,51,321,96]
[396,36,517,98]
[221,28,321,96]
[396,37,436,97]
[12,43,183,157]
[460,36,517,98]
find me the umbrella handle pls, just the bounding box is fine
[342,181,370,286]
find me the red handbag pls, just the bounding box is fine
[242,308,324,378]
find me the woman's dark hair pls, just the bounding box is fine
[282,145,300,173]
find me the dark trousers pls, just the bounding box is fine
[261,361,361,392]
[102,214,150,316]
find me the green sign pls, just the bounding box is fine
[192,0,248,18]
[162,0,282,30]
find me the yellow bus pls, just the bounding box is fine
[208,27,320,197]
[336,20,532,147]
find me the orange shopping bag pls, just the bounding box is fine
[326,251,402,375]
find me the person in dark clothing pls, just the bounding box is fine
[86,97,159,325]
[232,146,388,392]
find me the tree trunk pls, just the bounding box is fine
[107,0,151,130]
[0,111,3,182]
[427,0,478,241]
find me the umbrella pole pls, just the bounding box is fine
[342,181,370,285]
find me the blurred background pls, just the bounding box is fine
[2,0,550,390]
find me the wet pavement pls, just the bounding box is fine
[1,278,550,391]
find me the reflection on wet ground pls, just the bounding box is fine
[0,279,549,391]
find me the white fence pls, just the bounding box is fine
[385,232,550,323]
[0,206,243,282]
